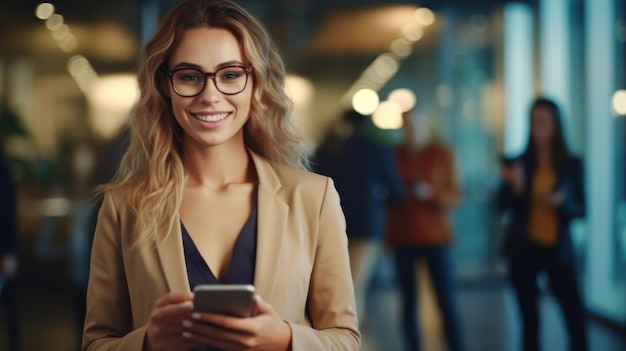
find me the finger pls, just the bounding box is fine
[182,330,240,351]
[155,292,194,308]
[151,301,194,324]
[252,294,273,316]
[182,321,253,350]
[150,301,193,327]
[190,311,255,333]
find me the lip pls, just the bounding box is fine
[190,111,232,123]
[190,111,232,127]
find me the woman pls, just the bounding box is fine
[386,109,463,351]
[498,97,586,351]
[82,1,359,350]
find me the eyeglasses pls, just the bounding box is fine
[164,64,253,97]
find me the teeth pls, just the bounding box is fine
[193,112,229,122]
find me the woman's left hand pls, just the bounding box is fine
[547,189,566,206]
[182,294,292,351]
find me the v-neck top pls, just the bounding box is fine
[182,208,258,289]
[181,209,258,351]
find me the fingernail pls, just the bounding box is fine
[182,320,192,328]
[191,312,201,319]
[182,331,191,339]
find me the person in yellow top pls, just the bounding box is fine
[528,165,559,246]
[498,97,587,351]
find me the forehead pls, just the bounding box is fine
[169,27,244,69]
[531,105,553,120]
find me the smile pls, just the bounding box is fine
[192,112,230,122]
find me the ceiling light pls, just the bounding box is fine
[388,89,416,112]
[45,13,64,31]
[35,3,55,20]
[390,38,413,58]
[372,101,403,129]
[612,89,626,116]
[352,89,380,115]
[402,22,424,42]
[415,8,435,26]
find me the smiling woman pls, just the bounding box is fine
[81,1,360,351]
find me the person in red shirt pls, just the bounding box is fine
[386,108,464,351]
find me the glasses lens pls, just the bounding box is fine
[172,69,205,97]
[215,66,248,94]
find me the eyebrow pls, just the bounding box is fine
[170,60,247,71]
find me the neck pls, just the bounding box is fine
[183,139,254,188]
[406,137,429,150]
[536,145,552,166]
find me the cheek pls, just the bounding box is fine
[236,91,253,116]
[169,98,188,125]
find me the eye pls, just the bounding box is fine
[174,70,203,83]
[218,67,246,81]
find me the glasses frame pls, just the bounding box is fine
[164,64,253,97]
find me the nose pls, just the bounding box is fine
[198,77,221,103]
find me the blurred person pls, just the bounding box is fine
[82,1,359,351]
[312,110,405,326]
[0,146,22,351]
[498,97,587,351]
[386,108,464,351]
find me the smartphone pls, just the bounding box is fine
[192,284,256,318]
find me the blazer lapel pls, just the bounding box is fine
[155,151,288,297]
[156,218,191,293]
[250,151,288,301]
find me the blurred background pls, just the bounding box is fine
[0,0,625,350]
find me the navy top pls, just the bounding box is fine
[313,132,405,240]
[182,208,258,351]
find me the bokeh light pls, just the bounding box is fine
[35,3,55,20]
[372,101,403,129]
[88,74,138,139]
[415,8,435,26]
[45,13,64,31]
[402,22,424,42]
[352,89,380,115]
[390,38,413,58]
[388,88,416,112]
[612,89,626,116]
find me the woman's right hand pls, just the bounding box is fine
[145,292,197,351]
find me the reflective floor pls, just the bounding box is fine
[362,257,626,351]
[1,255,625,351]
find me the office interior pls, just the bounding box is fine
[0,0,625,350]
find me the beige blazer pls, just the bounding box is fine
[83,152,360,351]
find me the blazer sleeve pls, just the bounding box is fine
[496,159,527,214]
[82,191,147,351]
[289,178,361,350]
[558,157,586,219]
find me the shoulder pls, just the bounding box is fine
[252,150,336,205]
[428,141,455,158]
[272,162,332,193]
[565,155,584,174]
[98,186,134,217]
[569,155,583,166]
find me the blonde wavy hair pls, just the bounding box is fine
[98,0,310,246]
